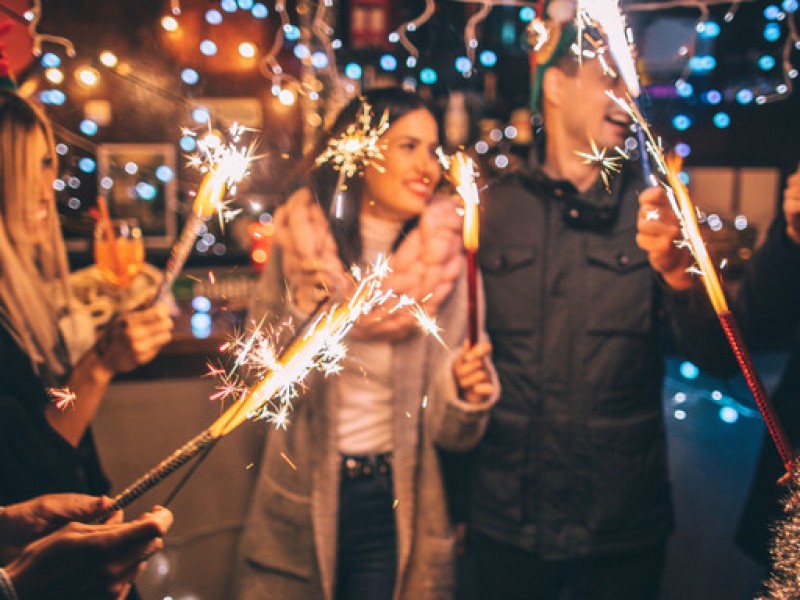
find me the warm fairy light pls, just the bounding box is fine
[238,42,257,58]
[161,16,179,32]
[99,51,118,68]
[44,68,63,84]
[75,66,100,87]
[278,88,296,106]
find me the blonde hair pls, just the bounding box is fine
[0,91,73,379]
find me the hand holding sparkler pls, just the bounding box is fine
[636,186,694,291]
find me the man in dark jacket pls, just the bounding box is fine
[467,3,721,598]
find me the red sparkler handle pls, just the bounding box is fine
[717,311,794,477]
[466,250,478,346]
[92,429,216,523]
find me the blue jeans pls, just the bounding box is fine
[336,460,397,600]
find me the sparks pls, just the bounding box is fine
[48,387,76,411]
[575,138,624,191]
[280,452,298,471]
[207,255,444,433]
[187,121,262,228]
[316,101,389,179]
[316,100,390,219]
[577,0,641,97]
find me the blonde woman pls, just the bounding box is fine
[0,90,173,504]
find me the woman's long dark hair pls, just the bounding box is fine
[304,88,437,268]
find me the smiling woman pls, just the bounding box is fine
[234,88,499,600]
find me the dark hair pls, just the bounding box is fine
[305,88,436,267]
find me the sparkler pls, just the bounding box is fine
[440,150,481,345]
[154,123,256,305]
[94,256,441,520]
[577,0,655,184]
[315,101,389,219]
[607,87,795,478]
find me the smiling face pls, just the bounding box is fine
[360,108,442,222]
[544,56,632,154]
[19,127,56,247]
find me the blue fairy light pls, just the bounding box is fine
[420,68,437,84]
[713,112,731,128]
[680,361,700,380]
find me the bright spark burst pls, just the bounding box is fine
[207,255,442,432]
[48,387,76,411]
[316,100,389,179]
[577,0,641,97]
[575,138,624,191]
[440,150,481,252]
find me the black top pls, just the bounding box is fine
[0,322,108,505]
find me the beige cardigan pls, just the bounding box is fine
[233,244,496,600]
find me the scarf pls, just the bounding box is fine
[274,188,464,341]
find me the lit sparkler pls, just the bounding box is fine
[94,255,442,519]
[440,150,481,345]
[48,387,76,411]
[575,138,624,191]
[154,122,258,305]
[607,88,795,479]
[315,101,389,219]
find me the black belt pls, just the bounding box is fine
[341,452,392,480]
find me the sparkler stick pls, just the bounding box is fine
[154,125,255,305]
[609,88,795,477]
[443,151,481,345]
[94,259,411,521]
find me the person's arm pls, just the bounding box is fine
[45,304,173,447]
[2,504,172,600]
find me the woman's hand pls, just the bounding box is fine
[636,186,695,291]
[453,341,495,404]
[95,304,173,375]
